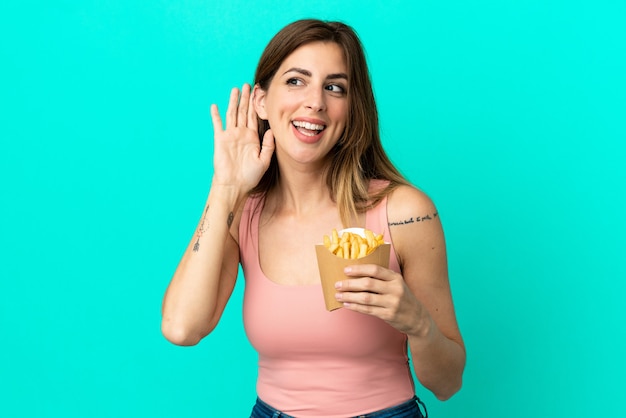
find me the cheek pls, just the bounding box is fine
[267,90,300,111]
[332,106,348,128]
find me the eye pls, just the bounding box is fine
[325,84,346,94]
[286,78,304,86]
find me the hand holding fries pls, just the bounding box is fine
[316,227,390,311]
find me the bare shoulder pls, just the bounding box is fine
[387,185,440,229]
[386,185,446,269]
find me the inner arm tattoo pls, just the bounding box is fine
[227,211,234,228]
[192,206,235,252]
[388,211,438,227]
[193,205,210,252]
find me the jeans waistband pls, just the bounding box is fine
[250,396,428,418]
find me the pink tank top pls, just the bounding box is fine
[239,189,415,417]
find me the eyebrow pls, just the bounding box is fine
[283,67,348,81]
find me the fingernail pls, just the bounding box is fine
[343,267,352,274]
[335,292,342,300]
[334,281,342,289]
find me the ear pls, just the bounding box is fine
[253,84,268,120]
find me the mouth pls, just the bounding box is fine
[292,120,326,137]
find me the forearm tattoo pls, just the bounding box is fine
[388,211,438,227]
[227,211,234,228]
[193,205,210,252]
[192,207,235,252]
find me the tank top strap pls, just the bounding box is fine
[365,180,401,273]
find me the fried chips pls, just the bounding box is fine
[322,228,385,259]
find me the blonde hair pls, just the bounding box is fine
[250,19,409,226]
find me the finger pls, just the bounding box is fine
[225,87,240,128]
[335,276,383,293]
[210,104,224,135]
[237,83,250,127]
[341,301,388,319]
[336,291,386,308]
[247,85,258,130]
[259,128,275,166]
[343,264,395,281]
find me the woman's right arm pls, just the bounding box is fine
[161,84,274,345]
[161,187,243,346]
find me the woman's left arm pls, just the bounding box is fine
[335,185,465,400]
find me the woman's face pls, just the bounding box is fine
[254,41,348,167]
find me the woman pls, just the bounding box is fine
[162,19,465,417]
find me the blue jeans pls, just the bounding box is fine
[250,396,427,418]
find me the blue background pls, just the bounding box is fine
[1,1,625,416]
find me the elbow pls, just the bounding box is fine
[432,343,466,401]
[433,377,463,401]
[161,318,209,346]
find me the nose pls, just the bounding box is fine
[305,87,326,112]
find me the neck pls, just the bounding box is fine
[268,160,334,218]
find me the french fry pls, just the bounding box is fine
[364,229,376,247]
[350,240,359,259]
[359,243,368,258]
[342,242,350,258]
[322,228,385,260]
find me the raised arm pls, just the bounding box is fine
[161,84,275,346]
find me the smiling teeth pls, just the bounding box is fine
[293,121,325,131]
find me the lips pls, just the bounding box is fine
[292,120,326,137]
